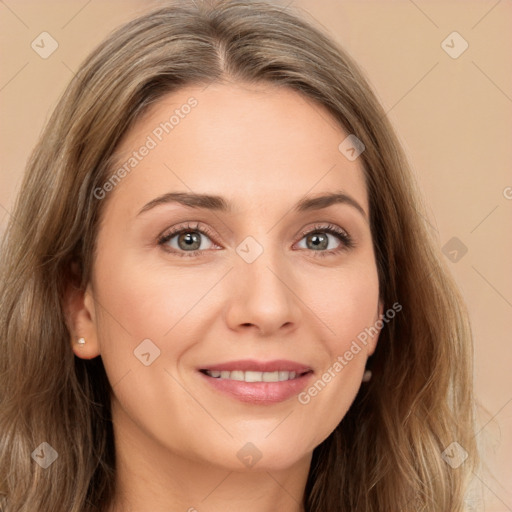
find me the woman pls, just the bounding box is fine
[0,1,477,510]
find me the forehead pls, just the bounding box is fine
[106,82,369,215]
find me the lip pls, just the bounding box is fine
[198,359,312,373]
[198,359,314,405]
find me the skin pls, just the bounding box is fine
[65,81,383,512]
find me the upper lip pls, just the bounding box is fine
[199,359,313,374]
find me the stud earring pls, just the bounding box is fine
[362,369,372,382]
[77,337,86,345]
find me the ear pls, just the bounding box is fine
[377,300,384,320]
[367,299,384,357]
[62,265,101,360]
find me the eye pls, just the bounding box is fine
[157,221,219,257]
[295,223,354,257]
[157,221,354,258]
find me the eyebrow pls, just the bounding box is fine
[137,191,367,219]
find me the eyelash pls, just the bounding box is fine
[157,221,355,258]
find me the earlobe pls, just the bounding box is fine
[62,277,101,360]
[378,300,384,320]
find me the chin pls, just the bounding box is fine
[203,438,312,473]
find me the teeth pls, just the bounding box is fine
[263,371,279,382]
[245,371,263,382]
[204,369,301,382]
[230,370,245,381]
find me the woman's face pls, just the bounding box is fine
[75,82,382,471]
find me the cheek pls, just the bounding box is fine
[90,245,197,387]
[293,261,379,442]
[93,244,209,338]
[303,261,380,351]
[91,242,236,392]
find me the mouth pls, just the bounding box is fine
[197,359,314,404]
[199,369,313,382]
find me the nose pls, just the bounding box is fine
[224,245,302,336]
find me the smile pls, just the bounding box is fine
[198,360,315,404]
[200,369,311,382]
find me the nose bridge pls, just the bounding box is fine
[236,232,289,297]
[227,231,301,332]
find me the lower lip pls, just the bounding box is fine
[199,371,314,405]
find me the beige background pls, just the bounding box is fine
[1,1,511,509]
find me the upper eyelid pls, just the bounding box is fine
[158,221,217,243]
[299,222,349,237]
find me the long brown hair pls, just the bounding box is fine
[0,1,478,510]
